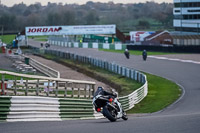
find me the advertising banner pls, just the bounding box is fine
[130,31,155,43]
[26,25,116,36]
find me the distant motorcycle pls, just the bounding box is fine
[124,49,130,59]
[93,94,128,122]
[142,50,147,61]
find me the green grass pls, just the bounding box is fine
[28,35,48,39]
[34,38,48,42]
[128,73,181,113]
[0,35,16,44]
[100,49,179,55]
[28,35,48,42]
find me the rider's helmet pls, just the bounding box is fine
[94,86,104,97]
[97,86,104,91]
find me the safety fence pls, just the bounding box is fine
[0,71,95,99]
[48,37,126,50]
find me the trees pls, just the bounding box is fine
[0,2,173,33]
[85,11,99,25]
[137,20,150,30]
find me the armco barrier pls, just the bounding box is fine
[28,56,60,78]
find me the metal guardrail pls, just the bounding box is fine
[119,80,148,111]
[28,56,60,78]
[0,71,95,99]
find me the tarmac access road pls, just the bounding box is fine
[0,40,200,133]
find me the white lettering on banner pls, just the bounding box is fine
[26,25,116,36]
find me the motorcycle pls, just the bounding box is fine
[92,94,128,122]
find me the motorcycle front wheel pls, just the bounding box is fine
[122,111,128,120]
[103,106,117,122]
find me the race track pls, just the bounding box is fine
[1,40,200,133]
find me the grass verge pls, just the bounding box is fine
[0,35,15,44]
[128,73,181,113]
[34,38,48,42]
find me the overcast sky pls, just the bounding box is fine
[2,0,173,7]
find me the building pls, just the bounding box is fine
[142,30,173,46]
[173,0,200,33]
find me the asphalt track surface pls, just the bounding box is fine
[1,40,200,133]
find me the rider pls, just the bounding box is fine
[93,86,117,112]
[94,86,117,98]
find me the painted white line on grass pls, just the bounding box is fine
[149,56,200,65]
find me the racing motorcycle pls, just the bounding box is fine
[92,94,128,122]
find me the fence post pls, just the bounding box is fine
[135,71,138,81]
[55,81,58,97]
[89,85,91,99]
[92,84,95,97]
[85,84,87,98]
[14,76,17,95]
[78,84,80,98]
[118,66,121,75]
[36,79,39,96]
[115,64,118,74]
[1,74,5,95]
[64,82,68,98]
[46,80,50,97]
[130,70,134,79]
[72,83,74,98]
[122,67,125,76]
[25,79,28,96]
[126,68,130,78]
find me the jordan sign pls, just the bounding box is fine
[25,25,116,36]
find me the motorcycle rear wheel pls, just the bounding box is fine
[103,106,117,122]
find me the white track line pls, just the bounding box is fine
[149,56,200,65]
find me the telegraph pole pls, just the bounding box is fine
[0,25,3,44]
